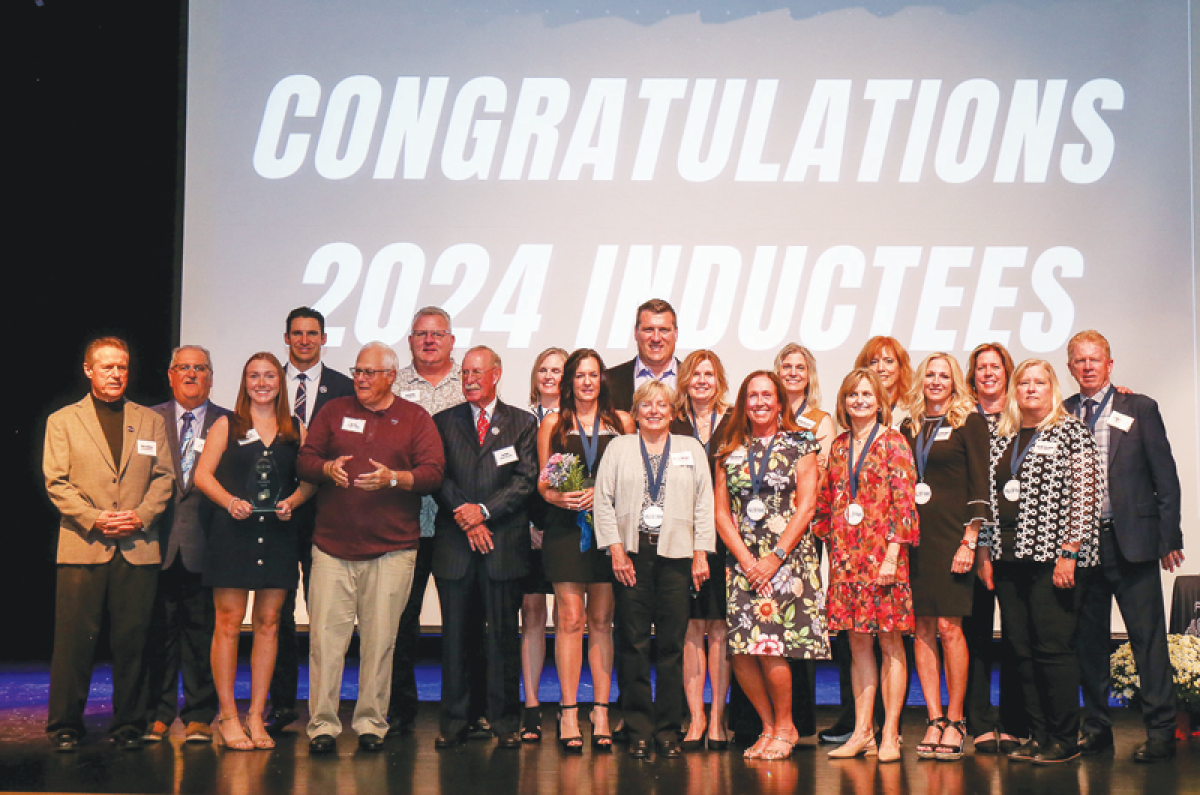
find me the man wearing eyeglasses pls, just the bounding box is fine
[142,346,229,745]
[267,306,355,734]
[297,341,444,753]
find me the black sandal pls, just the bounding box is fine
[935,719,967,761]
[917,717,948,759]
[590,704,612,752]
[557,705,583,754]
[521,706,542,743]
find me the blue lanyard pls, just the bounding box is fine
[639,434,671,504]
[1009,429,1042,478]
[748,434,778,495]
[576,415,600,476]
[794,398,809,422]
[1081,387,1114,434]
[689,409,718,454]
[848,423,881,501]
[915,416,945,481]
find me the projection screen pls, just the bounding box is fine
[182,1,1200,628]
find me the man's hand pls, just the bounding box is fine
[467,525,494,554]
[96,510,142,537]
[325,455,353,488]
[1163,549,1186,573]
[454,503,486,530]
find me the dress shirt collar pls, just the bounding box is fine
[470,397,499,426]
[633,355,677,382]
[174,400,209,431]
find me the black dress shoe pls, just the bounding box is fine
[51,729,80,752]
[111,728,142,751]
[265,708,299,736]
[1032,741,1081,765]
[680,737,705,752]
[998,738,1021,755]
[309,734,337,754]
[497,732,522,749]
[819,724,855,744]
[466,718,492,739]
[386,716,414,737]
[629,739,651,759]
[612,724,632,745]
[358,733,384,752]
[1007,739,1039,762]
[656,739,682,759]
[435,730,467,749]
[1133,738,1176,763]
[1078,729,1114,755]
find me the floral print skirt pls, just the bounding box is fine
[826,582,914,634]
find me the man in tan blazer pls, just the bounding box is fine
[43,337,174,751]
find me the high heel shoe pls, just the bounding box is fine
[935,719,967,761]
[246,716,275,750]
[828,733,878,759]
[744,733,770,759]
[917,717,948,759]
[217,716,254,751]
[557,705,583,754]
[520,706,542,743]
[761,735,797,760]
[681,716,706,752]
[589,704,612,751]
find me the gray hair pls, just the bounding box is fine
[409,306,453,334]
[170,344,213,370]
[359,341,399,372]
[465,345,501,370]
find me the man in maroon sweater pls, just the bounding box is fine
[297,341,444,753]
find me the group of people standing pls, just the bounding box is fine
[42,299,1184,767]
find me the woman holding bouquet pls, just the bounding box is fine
[537,349,633,752]
[714,371,828,761]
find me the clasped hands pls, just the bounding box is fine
[94,510,143,537]
[454,503,494,554]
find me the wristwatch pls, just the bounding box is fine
[480,504,491,520]
[1058,548,1079,560]
[389,470,398,488]
[960,538,977,550]
[772,546,787,561]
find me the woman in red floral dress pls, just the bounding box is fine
[815,368,919,763]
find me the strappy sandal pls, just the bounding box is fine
[744,733,771,759]
[217,715,254,751]
[246,716,275,750]
[520,706,542,743]
[557,705,583,754]
[760,735,797,760]
[917,716,948,759]
[935,719,967,761]
[589,704,612,752]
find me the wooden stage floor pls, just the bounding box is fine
[0,703,1195,795]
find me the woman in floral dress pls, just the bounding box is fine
[714,371,828,760]
[814,368,919,763]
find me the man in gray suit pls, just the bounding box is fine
[142,345,229,744]
[431,346,538,749]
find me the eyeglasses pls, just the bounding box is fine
[172,364,211,374]
[411,330,451,340]
[462,368,495,380]
[351,368,394,379]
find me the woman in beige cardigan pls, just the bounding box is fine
[594,380,715,759]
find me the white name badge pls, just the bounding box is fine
[137,440,157,456]
[915,483,932,504]
[1033,440,1058,456]
[670,451,694,467]
[1003,479,1021,501]
[342,417,366,433]
[796,415,816,430]
[642,505,664,528]
[726,450,746,467]
[493,446,518,466]
[400,390,421,403]
[745,498,767,522]
[193,438,206,452]
[846,503,865,525]
[1108,411,1134,432]
[934,427,953,442]
[238,429,260,445]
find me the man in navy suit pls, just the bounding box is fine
[431,346,539,749]
[267,306,355,733]
[142,346,229,744]
[1067,330,1184,763]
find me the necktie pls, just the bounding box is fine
[180,412,196,489]
[477,409,489,445]
[294,372,308,426]
[1084,398,1096,426]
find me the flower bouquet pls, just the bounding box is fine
[539,453,595,551]
[1110,633,1200,712]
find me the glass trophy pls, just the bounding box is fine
[249,450,285,513]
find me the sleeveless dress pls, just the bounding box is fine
[203,422,300,590]
[723,431,830,659]
[541,427,618,584]
[669,412,731,621]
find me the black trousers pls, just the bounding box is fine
[1078,530,1176,740]
[993,560,1087,747]
[435,558,523,736]
[963,577,1027,737]
[143,558,218,726]
[614,551,690,743]
[48,555,158,736]
[269,515,314,712]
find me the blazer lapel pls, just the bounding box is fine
[119,404,140,476]
[163,403,184,489]
[77,397,118,474]
[1107,391,1127,466]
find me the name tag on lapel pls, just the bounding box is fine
[1108,411,1134,432]
[725,449,746,466]
[342,417,366,433]
[194,438,206,452]
[238,429,260,446]
[137,440,157,456]
[671,451,694,467]
[796,415,815,430]
[494,446,518,466]
[400,389,421,402]
[934,426,952,442]
[1033,440,1058,456]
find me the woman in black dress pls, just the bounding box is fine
[194,352,314,751]
[536,349,633,752]
[903,353,990,760]
[669,350,733,751]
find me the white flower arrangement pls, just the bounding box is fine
[1110,633,1200,711]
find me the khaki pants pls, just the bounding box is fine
[307,546,417,738]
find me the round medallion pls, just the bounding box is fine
[1003,479,1021,502]
[846,503,865,526]
[746,498,767,522]
[641,505,664,528]
[915,483,932,505]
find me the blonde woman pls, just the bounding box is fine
[775,343,836,466]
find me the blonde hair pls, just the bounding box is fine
[1067,330,1112,362]
[835,368,893,431]
[966,342,1014,399]
[996,359,1069,437]
[907,353,975,429]
[528,347,568,405]
[673,349,731,418]
[773,342,823,412]
[631,380,676,420]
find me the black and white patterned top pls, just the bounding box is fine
[981,414,1101,566]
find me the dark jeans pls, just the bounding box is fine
[48,556,158,736]
[143,559,218,725]
[1078,530,1176,740]
[993,560,1088,747]
[614,551,690,743]
[964,577,1027,737]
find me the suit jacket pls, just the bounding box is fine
[44,396,175,565]
[287,363,355,424]
[152,399,230,572]
[606,356,682,413]
[431,401,538,581]
[1065,390,1183,562]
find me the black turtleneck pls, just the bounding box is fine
[91,393,127,464]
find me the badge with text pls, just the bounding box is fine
[1003,480,1021,501]
[934,426,952,442]
[400,389,421,402]
[1108,411,1134,432]
[670,451,694,467]
[342,417,366,433]
[641,505,664,528]
[725,450,746,467]
[745,498,767,522]
[915,482,932,504]
[494,446,518,465]
[1033,440,1058,456]
[194,438,206,452]
[796,415,816,430]
[846,503,865,525]
[137,440,157,456]
[238,428,260,446]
